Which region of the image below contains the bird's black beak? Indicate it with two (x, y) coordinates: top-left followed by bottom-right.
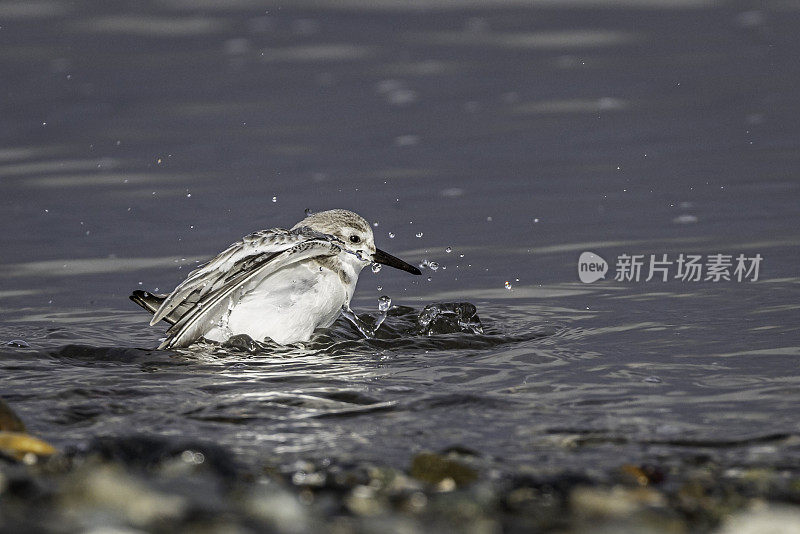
(373, 248), (422, 275)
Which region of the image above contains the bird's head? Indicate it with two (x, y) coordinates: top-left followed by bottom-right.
(293, 209), (421, 275)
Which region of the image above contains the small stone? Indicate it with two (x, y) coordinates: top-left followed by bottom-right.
(409, 452), (478, 487)
(570, 486), (664, 518)
(0, 431), (57, 462)
(62, 464), (187, 527)
(718, 504), (800, 534)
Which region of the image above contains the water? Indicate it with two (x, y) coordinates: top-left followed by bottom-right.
(1, 0), (800, 530)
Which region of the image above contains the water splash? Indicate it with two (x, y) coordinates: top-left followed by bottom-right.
(417, 304), (440, 330)
(342, 296), (393, 339)
(216, 299), (236, 339)
(417, 303), (484, 335)
(340, 304), (376, 339)
(373, 296), (392, 333)
(378, 295), (392, 312)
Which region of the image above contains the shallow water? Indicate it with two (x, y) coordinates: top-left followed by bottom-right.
(1, 0), (800, 529)
(3, 284), (799, 478)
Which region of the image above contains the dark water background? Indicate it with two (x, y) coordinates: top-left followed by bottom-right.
(1, 0), (799, 525)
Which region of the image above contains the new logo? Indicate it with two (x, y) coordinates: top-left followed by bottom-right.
(578, 252), (608, 283)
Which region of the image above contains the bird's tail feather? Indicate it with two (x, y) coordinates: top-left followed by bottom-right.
(130, 290), (185, 325)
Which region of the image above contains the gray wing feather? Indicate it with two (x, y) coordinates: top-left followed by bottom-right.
(151, 226), (331, 326)
(157, 236), (341, 349)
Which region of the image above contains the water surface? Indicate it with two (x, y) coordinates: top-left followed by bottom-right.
(1, 0), (799, 530)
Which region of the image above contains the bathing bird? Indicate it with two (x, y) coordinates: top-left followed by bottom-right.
(131, 209), (421, 349)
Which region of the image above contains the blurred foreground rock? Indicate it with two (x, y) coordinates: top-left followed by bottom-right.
(0, 399), (57, 464)
(1, 432), (799, 533)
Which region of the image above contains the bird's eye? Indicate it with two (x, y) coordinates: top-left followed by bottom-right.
(349, 235), (361, 244)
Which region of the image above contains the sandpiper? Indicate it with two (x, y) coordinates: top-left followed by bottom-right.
(131, 209), (421, 349)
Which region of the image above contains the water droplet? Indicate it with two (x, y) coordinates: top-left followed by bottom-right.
(486, 216), (493, 222)
(415, 232), (423, 238)
(445, 246), (452, 253)
(373, 221), (379, 227)
(533, 218), (540, 223)
(304, 208), (313, 216)
(504, 281), (513, 290)
(429, 261), (439, 271)
(272, 196), (277, 202)
(186, 193), (192, 198)
(426, 276), (432, 282)
(371, 263), (382, 273)
(377, 285), (382, 291)
(417, 305), (440, 328)
(388, 232), (395, 239)
(378, 295), (392, 312)
(459, 254), (465, 258)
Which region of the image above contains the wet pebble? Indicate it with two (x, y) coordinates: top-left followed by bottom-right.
(0, 432), (57, 462)
(60, 463), (188, 528)
(409, 452), (478, 488)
